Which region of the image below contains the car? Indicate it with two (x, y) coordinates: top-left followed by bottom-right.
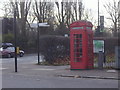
(0, 43), (24, 58)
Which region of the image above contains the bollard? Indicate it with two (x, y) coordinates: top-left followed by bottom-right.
(98, 51), (104, 69)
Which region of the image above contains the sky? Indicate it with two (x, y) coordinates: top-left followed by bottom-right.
(0, 0), (119, 27)
(83, 0), (109, 27)
(83, 0), (119, 27)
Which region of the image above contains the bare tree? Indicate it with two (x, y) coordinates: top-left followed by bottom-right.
(0, 2), (13, 17)
(55, 2), (66, 27)
(104, 0), (119, 36)
(64, 2), (73, 27)
(82, 9), (94, 21)
(72, 1), (84, 21)
(32, 0), (55, 35)
(33, 0), (54, 23)
(78, 1), (83, 20)
(8, 0), (32, 49)
(73, 2), (78, 20)
(55, 1), (83, 28)
(10, 0), (32, 37)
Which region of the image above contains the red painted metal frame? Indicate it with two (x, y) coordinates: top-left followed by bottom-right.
(70, 20), (94, 69)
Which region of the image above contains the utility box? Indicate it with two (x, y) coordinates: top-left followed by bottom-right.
(70, 20), (94, 70)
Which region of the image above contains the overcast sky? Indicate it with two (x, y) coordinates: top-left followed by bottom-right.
(83, 0), (119, 27)
(0, 0), (119, 27)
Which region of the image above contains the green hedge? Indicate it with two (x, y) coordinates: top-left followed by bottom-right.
(39, 35), (70, 64)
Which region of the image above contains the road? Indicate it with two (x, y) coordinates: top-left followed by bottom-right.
(0, 54), (119, 88)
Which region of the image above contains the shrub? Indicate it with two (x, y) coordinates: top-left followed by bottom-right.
(39, 35), (70, 64)
(105, 37), (119, 54)
(2, 33), (14, 43)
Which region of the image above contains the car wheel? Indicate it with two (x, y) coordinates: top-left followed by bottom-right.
(19, 52), (24, 57)
(7, 53), (11, 58)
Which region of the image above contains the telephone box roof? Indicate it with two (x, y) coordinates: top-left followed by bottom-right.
(70, 20), (93, 27)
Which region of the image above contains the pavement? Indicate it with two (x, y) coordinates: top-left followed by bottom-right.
(1, 56), (119, 88)
(2, 62), (119, 80)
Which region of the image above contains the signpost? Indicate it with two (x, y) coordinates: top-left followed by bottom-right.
(93, 40), (105, 69)
(30, 22), (50, 64)
(100, 16), (104, 33)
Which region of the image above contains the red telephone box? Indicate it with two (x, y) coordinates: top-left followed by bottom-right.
(70, 20), (94, 70)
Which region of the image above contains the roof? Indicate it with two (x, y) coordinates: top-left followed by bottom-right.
(70, 20), (93, 27)
(1, 43), (13, 47)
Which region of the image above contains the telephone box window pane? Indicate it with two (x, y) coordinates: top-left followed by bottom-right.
(80, 48), (82, 56)
(74, 58), (80, 62)
(80, 48), (82, 53)
(74, 49), (80, 53)
(75, 35), (79, 38)
(76, 59), (80, 62)
(80, 40), (82, 42)
(80, 43), (82, 47)
(74, 34), (76, 38)
(79, 43), (82, 47)
(75, 53), (79, 57)
(74, 34), (82, 38)
(73, 34), (83, 62)
(74, 49), (77, 52)
(76, 49), (79, 52)
(79, 34), (82, 38)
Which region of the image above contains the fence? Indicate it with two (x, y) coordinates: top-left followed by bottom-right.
(93, 37), (119, 69)
(37, 36), (119, 69)
(94, 53), (116, 69)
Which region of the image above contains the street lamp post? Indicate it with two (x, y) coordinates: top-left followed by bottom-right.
(98, 0), (100, 26)
(37, 24), (40, 64)
(13, 8), (17, 72)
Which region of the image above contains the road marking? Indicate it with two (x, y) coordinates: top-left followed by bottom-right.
(0, 68), (7, 70)
(106, 70), (117, 73)
(32, 68), (55, 71)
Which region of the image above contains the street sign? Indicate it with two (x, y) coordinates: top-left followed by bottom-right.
(38, 23), (47, 25)
(30, 23), (50, 28)
(30, 23), (38, 28)
(100, 16), (104, 32)
(39, 24), (50, 27)
(39, 23), (50, 27)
